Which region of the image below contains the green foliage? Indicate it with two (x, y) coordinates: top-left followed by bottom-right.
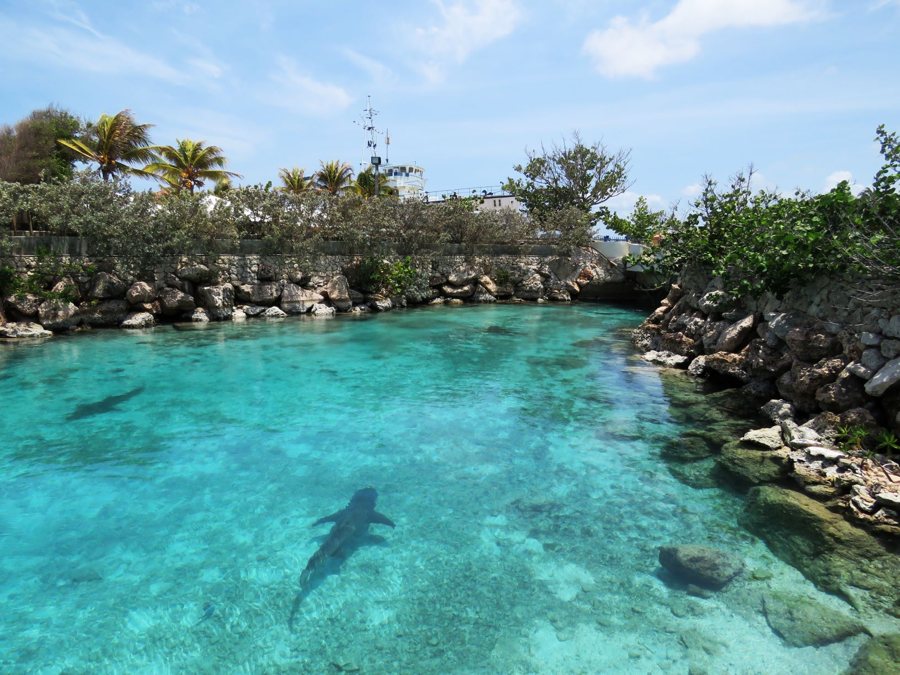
(58, 110), (157, 181)
(146, 139), (241, 193)
(608, 196), (674, 244)
(0, 106), (83, 184)
(10, 246), (89, 301)
(504, 132), (631, 227)
(837, 425), (869, 454)
(876, 430), (899, 456)
(353, 256), (421, 296)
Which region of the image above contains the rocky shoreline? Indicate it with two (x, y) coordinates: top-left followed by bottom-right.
(0, 249), (638, 339)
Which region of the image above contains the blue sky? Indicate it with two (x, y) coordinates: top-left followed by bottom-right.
(1, 0), (898, 214)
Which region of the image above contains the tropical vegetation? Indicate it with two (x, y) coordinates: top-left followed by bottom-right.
(314, 160), (354, 195)
(145, 139), (240, 194)
(57, 109), (156, 181)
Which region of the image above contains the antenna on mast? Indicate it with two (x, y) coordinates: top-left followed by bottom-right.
(354, 95), (383, 195)
(385, 128), (391, 165)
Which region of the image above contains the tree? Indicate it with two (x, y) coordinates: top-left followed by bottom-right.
(57, 109), (156, 181)
(314, 160), (354, 195)
(353, 167), (395, 199)
(0, 106), (83, 183)
(146, 139), (241, 193)
(504, 132), (631, 227)
(279, 167), (310, 194)
(608, 196), (674, 244)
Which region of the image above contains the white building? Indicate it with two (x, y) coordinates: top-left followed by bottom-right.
(382, 163), (425, 201)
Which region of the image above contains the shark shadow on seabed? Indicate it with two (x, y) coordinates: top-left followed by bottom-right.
(65, 385), (146, 421)
(288, 487), (395, 630)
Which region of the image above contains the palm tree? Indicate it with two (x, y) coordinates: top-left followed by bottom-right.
(353, 167), (395, 199)
(146, 139), (241, 193)
(57, 109), (156, 181)
(314, 160), (354, 195)
(279, 167), (310, 194)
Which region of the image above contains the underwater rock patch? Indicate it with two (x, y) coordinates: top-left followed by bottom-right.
(717, 440), (790, 487)
(847, 633), (900, 674)
(658, 544), (744, 590)
(761, 592), (867, 647)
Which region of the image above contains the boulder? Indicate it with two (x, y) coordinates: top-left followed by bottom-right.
(323, 275), (352, 311)
(762, 592), (867, 647)
(740, 426), (784, 450)
(778, 357), (848, 412)
(740, 486), (900, 613)
(849, 634), (900, 675)
(884, 315), (900, 339)
(197, 284), (234, 320)
(515, 273), (544, 300)
(159, 287), (196, 316)
(37, 299), (80, 331)
(191, 307), (210, 322)
(698, 289), (732, 314)
(761, 399), (795, 423)
(121, 311), (156, 329)
(80, 299), (130, 327)
(349, 289), (366, 305)
(6, 293), (41, 317)
(232, 308), (247, 321)
(744, 340), (792, 377)
(310, 302), (336, 318)
(471, 286), (497, 303)
(243, 305), (267, 317)
(784, 322), (841, 362)
(447, 267), (479, 286)
(280, 284), (322, 314)
(815, 369), (869, 412)
(234, 282), (282, 306)
(882, 339), (900, 360)
(50, 277), (79, 301)
(441, 282), (476, 299)
(688, 352), (750, 383)
(714, 314), (756, 352)
(126, 281), (156, 305)
(864, 357), (900, 397)
(0, 321), (53, 338)
(176, 264), (213, 284)
(701, 319), (730, 351)
(658, 544), (744, 590)
(717, 440), (790, 486)
(861, 348), (887, 373)
(89, 272), (126, 300)
(478, 275), (500, 296)
(642, 350), (689, 368)
(370, 296), (393, 312)
(262, 306), (287, 318)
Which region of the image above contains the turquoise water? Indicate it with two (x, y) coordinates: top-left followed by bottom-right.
(0, 305), (866, 673)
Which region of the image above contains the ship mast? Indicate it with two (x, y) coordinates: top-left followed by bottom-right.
(357, 95), (382, 196)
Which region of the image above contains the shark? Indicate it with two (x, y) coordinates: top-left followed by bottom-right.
(65, 385), (145, 421)
(288, 487), (395, 628)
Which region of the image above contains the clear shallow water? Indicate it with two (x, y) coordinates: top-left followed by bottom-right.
(0, 305), (867, 673)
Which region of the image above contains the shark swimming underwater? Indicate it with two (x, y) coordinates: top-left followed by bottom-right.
(289, 487), (395, 628)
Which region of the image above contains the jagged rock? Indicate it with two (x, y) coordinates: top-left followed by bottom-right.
(698, 289), (732, 314)
(781, 420), (823, 449)
(471, 286), (497, 303)
(191, 307), (210, 322)
(286, 265), (307, 284)
(323, 275), (352, 311)
(860, 332), (882, 347)
(740, 426), (784, 450)
(847, 362), (874, 381)
(310, 302), (336, 317)
(882, 339), (900, 360)
(441, 282), (475, 298)
(126, 281), (156, 305)
(51, 277), (79, 301)
(884, 315), (900, 339)
(176, 264), (213, 284)
(256, 260), (277, 281)
(447, 267), (479, 285)
(234, 282), (282, 306)
(89, 272), (126, 300)
(815, 369), (869, 412)
(714, 314), (756, 352)
(478, 275), (500, 296)
(80, 299), (130, 327)
(701, 319), (730, 350)
(745, 339), (792, 377)
(761, 399), (795, 423)
(349, 289), (365, 305)
(370, 296), (392, 312)
(545, 287), (571, 302)
(280, 284), (322, 314)
(864, 357), (900, 397)
(848, 634), (900, 675)
(515, 273), (544, 300)
(762, 592), (867, 647)
(262, 306), (287, 318)
(197, 284), (234, 320)
(37, 299), (80, 331)
(643, 350), (689, 368)
(778, 356), (848, 412)
(741, 486), (900, 614)
(658, 545), (744, 590)
(718, 440), (790, 486)
(232, 308), (246, 321)
(0, 321), (53, 338)
(242, 305), (267, 317)
(159, 287), (196, 316)
(784, 321), (842, 362)
(688, 352), (749, 383)
(861, 348), (887, 373)
(121, 311), (155, 329)
(5, 293), (41, 317)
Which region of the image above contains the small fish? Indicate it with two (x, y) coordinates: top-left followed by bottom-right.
(194, 601), (215, 625)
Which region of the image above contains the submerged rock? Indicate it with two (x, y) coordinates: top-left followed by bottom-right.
(762, 592), (867, 647)
(717, 440), (790, 486)
(740, 486), (900, 614)
(848, 634), (900, 674)
(658, 544), (744, 590)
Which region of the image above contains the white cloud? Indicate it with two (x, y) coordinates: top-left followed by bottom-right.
(343, 48), (395, 85)
(606, 190), (665, 215)
(823, 170), (865, 194)
(583, 0), (824, 78)
(412, 0), (523, 82)
(268, 58), (354, 116)
(682, 183), (702, 198)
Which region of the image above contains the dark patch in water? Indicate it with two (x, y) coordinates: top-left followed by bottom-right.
(66, 386), (145, 421)
(485, 325), (517, 336)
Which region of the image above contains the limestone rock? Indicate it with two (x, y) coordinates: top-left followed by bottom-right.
(714, 314), (756, 353)
(745, 340), (792, 378)
(515, 273), (544, 300)
(234, 282), (282, 306)
(37, 299), (80, 331)
(197, 284), (234, 320)
(370, 296), (393, 312)
(761, 399), (795, 423)
(349, 289), (365, 305)
(478, 275), (499, 296)
(471, 286), (497, 303)
(323, 275), (352, 311)
(243, 305), (267, 317)
(126, 281), (156, 305)
(864, 357), (900, 397)
(6, 293), (41, 317)
(861, 348), (887, 373)
(159, 287), (196, 316)
(762, 592), (867, 647)
(232, 308), (246, 321)
(698, 290), (732, 314)
(859, 332), (882, 347)
(262, 306), (287, 318)
(815, 369), (869, 412)
(784, 321), (841, 362)
(80, 299), (130, 327)
(310, 302), (336, 317)
(280, 284), (322, 314)
(848, 634), (900, 675)
(191, 307), (210, 322)
(740, 486), (900, 613)
(643, 350), (689, 368)
(545, 286), (571, 302)
(884, 315), (900, 339)
(658, 545), (744, 590)
(447, 267), (479, 286)
(882, 339), (900, 360)
(688, 352), (749, 383)
(701, 320), (730, 351)
(121, 311), (156, 329)
(176, 264), (213, 284)
(89, 272), (126, 300)
(441, 282), (475, 298)
(718, 440), (790, 486)
(0, 321), (53, 338)
(740, 426), (784, 450)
